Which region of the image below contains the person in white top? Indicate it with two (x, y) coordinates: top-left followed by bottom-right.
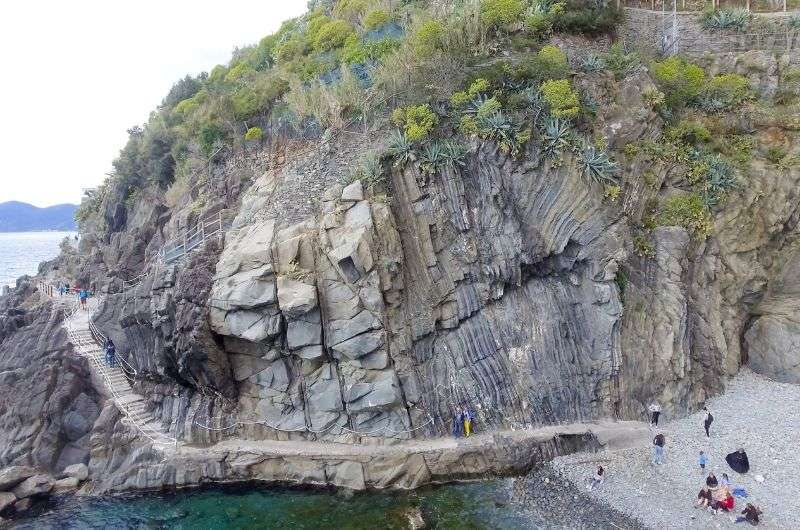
(587, 465), (604, 491)
(648, 401), (662, 427)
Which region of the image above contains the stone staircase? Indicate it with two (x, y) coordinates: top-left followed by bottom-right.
(62, 298), (178, 450)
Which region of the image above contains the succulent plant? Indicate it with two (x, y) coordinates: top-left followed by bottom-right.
(419, 141), (447, 175)
(577, 140), (619, 185)
(387, 129), (415, 167)
(581, 53), (606, 73)
(701, 9), (750, 32)
(542, 117), (572, 157)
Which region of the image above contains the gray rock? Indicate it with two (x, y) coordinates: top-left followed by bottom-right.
(52, 477), (80, 493)
(12, 474), (53, 499)
(332, 331), (384, 360)
(287, 320), (322, 350)
(296, 345), (325, 361)
(347, 377), (402, 413)
(277, 277), (318, 317)
(0, 492), (16, 512)
(62, 463), (88, 481)
(13, 497), (32, 513)
(328, 310), (381, 346)
(0, 466), (36, 491)
(341, 180), (364, 202)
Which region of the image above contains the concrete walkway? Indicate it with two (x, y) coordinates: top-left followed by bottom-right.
(62, 298), (178, 449)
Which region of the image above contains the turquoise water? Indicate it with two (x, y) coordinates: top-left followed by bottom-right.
(10, 482), (536, 529)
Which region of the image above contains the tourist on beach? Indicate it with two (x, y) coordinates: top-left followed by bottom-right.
(710, 484), (734, 514)
(587, 465), (604, 491)
(735, 503), (762, 525)
(726, 448), (750, 474)
(706, 473), (718, 488)
(695, 486), (713, 509)
(648, 401), (661, 427)
(652, 433), (666, 465)
(105, 339), (116, 368)
(720, 473), (731, 487)
(699, 450), (708, 472)
(703, 406), (714, 437)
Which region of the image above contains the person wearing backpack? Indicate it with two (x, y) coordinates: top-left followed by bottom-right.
(652, 433), (666, 465)
(703, 406), (714, 438)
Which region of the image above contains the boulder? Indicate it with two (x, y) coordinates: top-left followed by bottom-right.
(0, 492), (16, 512)
(341, 180), (364, 202)
(346, 377), (402, 413)
(0, 466), (36, 491)
(13, 497), (32, 513)
(62, 463), (89, 481)
(277, 277), (318, 317)
(12, 474), (53, 499)
(52, 477), (80, 493)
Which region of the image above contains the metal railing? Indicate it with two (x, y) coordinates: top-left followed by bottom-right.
(64, 298), (178, 449)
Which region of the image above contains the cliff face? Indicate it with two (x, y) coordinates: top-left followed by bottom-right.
(0, 287), (101, 472)
(2, 46), (799, 489)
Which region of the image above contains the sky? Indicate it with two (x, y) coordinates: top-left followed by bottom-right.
(0, 0), (307, 208)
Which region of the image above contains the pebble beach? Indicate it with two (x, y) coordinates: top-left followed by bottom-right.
(550, 370), (800, 529)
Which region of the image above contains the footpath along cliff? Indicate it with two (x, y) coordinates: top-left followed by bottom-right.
(1, 0), (799, 510)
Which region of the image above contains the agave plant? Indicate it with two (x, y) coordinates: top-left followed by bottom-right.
(541, 117), (572, 158)
(581, 53), (606, 73)
(701, 9), (750, 32)
(441, 140), (469, 169)
(463, 93), (491, 116)
(577, 140), (619, 185)
(701, 155), (737, 207)
(419, 141), (447, 175)
(387, 129), (415, 167)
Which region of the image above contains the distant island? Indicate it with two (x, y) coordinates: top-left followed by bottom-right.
(0, 201), (78, 232)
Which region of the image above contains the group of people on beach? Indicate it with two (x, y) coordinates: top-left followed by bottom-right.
(587, 401), (764, 525)
(647, 401), (763, 525)
(451, 408), (476, 438)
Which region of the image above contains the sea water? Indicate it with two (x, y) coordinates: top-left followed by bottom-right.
(0, 231), (75, 288)
(8, 481), (538, 529)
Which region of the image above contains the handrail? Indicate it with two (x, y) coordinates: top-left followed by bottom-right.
(64, 298), (177, 448)
(87, 311), (138, 378)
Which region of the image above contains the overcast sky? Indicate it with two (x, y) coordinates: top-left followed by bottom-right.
(0, 0), (306, 208)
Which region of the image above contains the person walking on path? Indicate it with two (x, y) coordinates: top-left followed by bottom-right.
(105, 339), (116, 368)
(652, 433), (666, 465)
(699, 450), (708, 472)
(703, 406), (714, 437)
(79, 288), (88, 310)
(648, 401), (662, 427)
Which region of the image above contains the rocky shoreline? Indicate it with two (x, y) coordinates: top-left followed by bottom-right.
(0, 464), (88, 523)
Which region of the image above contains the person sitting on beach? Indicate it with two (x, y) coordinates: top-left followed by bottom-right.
(735, 503), (762, 526)
(726, 448), (750, 474)
(695, 486), (713, 509)
(710, 484), (734, 514)
(587, 465), (604, 491)
(720, 473), (731, 487)
(706, 473), (718, 488)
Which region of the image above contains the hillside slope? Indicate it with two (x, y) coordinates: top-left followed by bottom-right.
(0, 201), (77, 232)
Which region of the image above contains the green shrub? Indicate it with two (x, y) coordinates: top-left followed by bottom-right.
(224, 61), (255, 84)
(666, 120), (711, 145)
(658, 193), (713, 238)
(535, 45), (569, 79)
(274, 34), (309, 64)
(313, 19), (356, 52)
(481, 0), (526, 28)
(363, 9), (391, 30)
(392, 104), (438, 141)
(411, 20), (445, 58)
(476, 97), (502, 118)
(651, 57), (706, 108)
(244, 127), (263, 141)
(540, 79), (580, 118)
(766, 146), (787, 164)
(699, 74), (751, 110)
(604, 43), (640, 80)
(633, 234), (656, 258)
(199, 122), (225, 156)
(525, 12), (552, 35)
(552, 5), (623, 36)
(334, 0), (369, 21)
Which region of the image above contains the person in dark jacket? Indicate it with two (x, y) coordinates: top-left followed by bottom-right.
(735, 503), (762, 525)
(652, 433), (666, 465)
(703, 406), (714, 437)
(726, 448), (750, 474)
(105, 339), (116, 368)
